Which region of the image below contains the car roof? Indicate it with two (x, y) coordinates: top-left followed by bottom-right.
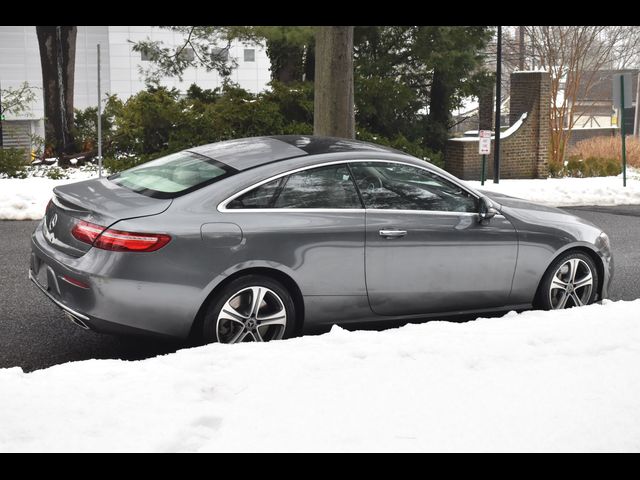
(187, 135), (405, 171)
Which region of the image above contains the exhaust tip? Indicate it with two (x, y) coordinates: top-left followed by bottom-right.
(64, 312), (90, 330)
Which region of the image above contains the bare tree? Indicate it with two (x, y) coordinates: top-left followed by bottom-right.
(313, 26), (355, 138)
(525, 26), (630, 165)
(0, 82), (37, 118)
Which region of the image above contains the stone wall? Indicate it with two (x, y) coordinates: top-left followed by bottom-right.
(445, 71), (550, 180)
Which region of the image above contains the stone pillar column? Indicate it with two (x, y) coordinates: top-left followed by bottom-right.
(510, 71), (550, 178)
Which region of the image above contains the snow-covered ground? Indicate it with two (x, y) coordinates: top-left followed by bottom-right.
(0, 168), (98, 220)
(2, 167), (640, 220)
(2, 300), (639, 452)
(466, 168), (640, 207)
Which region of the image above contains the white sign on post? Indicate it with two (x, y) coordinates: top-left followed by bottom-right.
(478, 130), (491, 155)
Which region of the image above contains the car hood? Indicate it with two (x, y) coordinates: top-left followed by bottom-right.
(479, 190), (602, 231)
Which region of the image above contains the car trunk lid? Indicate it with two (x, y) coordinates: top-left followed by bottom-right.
(43, 178), (172, 257)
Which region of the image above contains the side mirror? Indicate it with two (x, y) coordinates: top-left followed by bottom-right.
(478, 196), (498, 222)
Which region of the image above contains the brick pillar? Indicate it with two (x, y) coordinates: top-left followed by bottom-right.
(445, 71), (550, 180)
(509, 71), (550, 178)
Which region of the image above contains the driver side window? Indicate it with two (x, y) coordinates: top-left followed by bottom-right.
(349, 162), (478, 213)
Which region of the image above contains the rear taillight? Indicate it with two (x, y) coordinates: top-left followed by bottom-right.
(72, 220), (171, 252)
(72, 221), (104, 244)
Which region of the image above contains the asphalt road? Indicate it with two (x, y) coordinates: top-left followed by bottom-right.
(2, 205), (639, 372)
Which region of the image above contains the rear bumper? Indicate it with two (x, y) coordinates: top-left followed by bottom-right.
(30, 221), (197, 339)
(29, 268), (91, 328)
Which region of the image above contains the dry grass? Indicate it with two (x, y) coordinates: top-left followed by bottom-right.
(567, 135), (640, 168)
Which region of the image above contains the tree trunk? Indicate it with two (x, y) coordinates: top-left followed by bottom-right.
(427, 68), (452, 152)
(313, 26), (354, 139)
(36, 26), (77, 166)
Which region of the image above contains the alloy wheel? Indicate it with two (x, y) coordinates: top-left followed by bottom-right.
(216, 286), (287, 343)
(548, 258), (594, 309)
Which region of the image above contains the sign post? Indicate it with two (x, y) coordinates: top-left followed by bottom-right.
(479, 130), (491, 185)
(613, 73), (632, 187)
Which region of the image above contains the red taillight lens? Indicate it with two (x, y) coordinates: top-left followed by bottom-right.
(94, 228), (171, 252)
(72, 220), (171, 252)
(72, 220), (105, 244)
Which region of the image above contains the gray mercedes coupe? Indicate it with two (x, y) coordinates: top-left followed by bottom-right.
(30, 135), (613, 344)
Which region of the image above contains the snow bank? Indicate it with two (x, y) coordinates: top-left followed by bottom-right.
(2, 300), (640, 452)
(0, 170), (97, 220)
(467, 169), (640, 207)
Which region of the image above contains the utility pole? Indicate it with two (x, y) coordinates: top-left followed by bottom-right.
(493, 26), (502, 184)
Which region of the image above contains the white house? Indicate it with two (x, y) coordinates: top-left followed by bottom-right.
(0, 26), (271, 149)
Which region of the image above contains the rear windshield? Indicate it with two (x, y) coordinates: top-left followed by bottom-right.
(109, 151), (237, 199)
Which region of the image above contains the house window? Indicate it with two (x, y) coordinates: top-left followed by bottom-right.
(178, 47), (195, 62)
(243, 48), (255, 62)
(211, 47), (229, 62)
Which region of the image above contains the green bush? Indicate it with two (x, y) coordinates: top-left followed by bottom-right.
(564, 155), (621, 178)
(548, 160), (564, 178)
(74, 81), (451, 173)
(0, 148), (28, 178)
(45, 166), (67, 179)
(103, 155), (147, 174)
(356, 129), (443, 167)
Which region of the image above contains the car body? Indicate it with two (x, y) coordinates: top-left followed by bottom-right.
(30, 135), (614, 341)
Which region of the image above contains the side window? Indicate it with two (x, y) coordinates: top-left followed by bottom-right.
(349, 162), (478, 212)
(226, 164), (362, 209)
(226, 177), (284, 209)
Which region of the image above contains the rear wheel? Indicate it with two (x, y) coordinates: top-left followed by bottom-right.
(202, 275), (296, 344)
(537, 251), (599, 310)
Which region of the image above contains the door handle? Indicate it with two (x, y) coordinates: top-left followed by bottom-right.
(379, 229), (407, 238)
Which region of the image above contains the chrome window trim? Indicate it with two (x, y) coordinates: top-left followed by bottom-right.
(217, 159), (483, 214)
(366, 209), (505, 218)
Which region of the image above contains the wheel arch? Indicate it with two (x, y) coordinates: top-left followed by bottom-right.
(533, 244), (605, 307)
(189, 267), (305, 342)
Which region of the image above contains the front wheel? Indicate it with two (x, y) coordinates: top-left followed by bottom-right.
(537, 252), (599, 310)
(202, 275), (296, 344)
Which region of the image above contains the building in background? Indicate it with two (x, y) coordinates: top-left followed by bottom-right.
(566, 69), (638, 147)
(0, 26), (271, 150)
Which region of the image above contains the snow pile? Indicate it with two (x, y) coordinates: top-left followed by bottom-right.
(2, 300), (640, 452)
(0, 169), (97, 220)
(467, 169), (640, 207)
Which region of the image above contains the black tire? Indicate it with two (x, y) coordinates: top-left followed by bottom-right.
(202, 274), (296, 344)
(536, 251), (599, 310)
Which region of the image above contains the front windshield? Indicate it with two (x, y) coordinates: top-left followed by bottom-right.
(109, 151), (237, 199)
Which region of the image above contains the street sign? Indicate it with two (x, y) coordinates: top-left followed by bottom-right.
(478, 130), (491, 155)
(613, 73), (633, 109)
